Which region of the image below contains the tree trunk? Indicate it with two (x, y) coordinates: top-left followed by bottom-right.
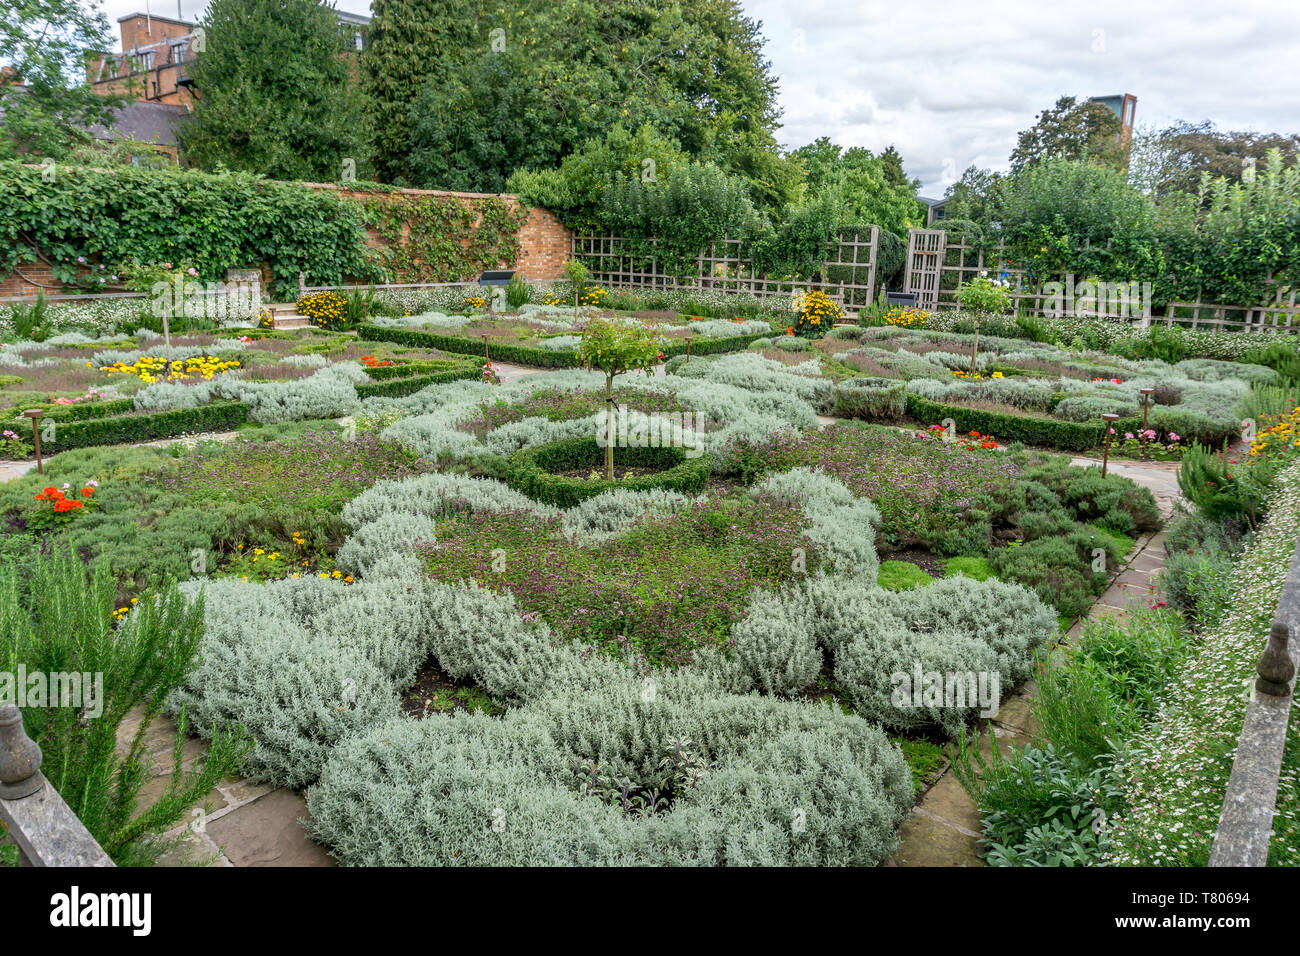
(604, 372), (615, 480)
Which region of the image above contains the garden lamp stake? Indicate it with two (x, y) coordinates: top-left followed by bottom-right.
(1139, 387), (1155, 460)
(1101, 413), (1120, 477)
(23, 409), (43, 474)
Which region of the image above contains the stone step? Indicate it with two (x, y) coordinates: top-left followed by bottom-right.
(272, 315), (310, 330)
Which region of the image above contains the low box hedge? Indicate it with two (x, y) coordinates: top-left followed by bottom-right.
(358, 324), (774, 369)
(834, 378), (906, 422)
(354, 361), (485, 399)
(18, 398), (137, 422)
(358, 325), (581, 368)
(904, 393), (1105, 451)
(42, 402), (250, 452)
(361, 358), (469, 381)
(505, 436), (712, 507)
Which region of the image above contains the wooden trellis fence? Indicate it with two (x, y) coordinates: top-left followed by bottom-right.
(571, 229), (880, 317)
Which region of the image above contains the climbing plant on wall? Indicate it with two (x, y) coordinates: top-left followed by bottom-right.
(357, 193), (530, 283)
(0, 162), (381, 299)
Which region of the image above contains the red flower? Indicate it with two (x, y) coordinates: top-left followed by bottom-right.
(80, 487), (95, 497)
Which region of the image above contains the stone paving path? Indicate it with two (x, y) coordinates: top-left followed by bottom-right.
(889, 456), (1182, 866)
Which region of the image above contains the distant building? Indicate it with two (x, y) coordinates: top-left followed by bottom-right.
(918, 195), (950, 227)
(1088, 93), (1137, 149)
(87, 10), (371, 109)
(85, 100), (191, 162)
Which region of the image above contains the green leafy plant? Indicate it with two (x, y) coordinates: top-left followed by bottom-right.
(0, 547), (249, 865)
(576, 318), (665, 479)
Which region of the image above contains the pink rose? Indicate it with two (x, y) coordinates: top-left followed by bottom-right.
(163, 262), (172, 270)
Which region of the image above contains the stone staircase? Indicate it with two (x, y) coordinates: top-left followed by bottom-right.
(263, 303), (310, 330)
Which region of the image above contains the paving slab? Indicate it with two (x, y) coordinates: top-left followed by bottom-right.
(204, 788), (334, 868)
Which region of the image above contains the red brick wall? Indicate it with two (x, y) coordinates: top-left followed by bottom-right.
(306, 183), (572, 283)
(0, 262), (56, 299)
(516, 206), (571, 282)
(0, 182), (572, 300)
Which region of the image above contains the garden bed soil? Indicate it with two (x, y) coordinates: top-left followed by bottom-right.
(401, 657), (500, 719)
(554, 464), (663, 480)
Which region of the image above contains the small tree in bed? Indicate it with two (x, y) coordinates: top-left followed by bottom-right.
(578, 317), (664, 479)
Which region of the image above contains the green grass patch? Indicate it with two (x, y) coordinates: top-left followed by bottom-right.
(944, 556), (996, 581)
(877, 560), (934, 591)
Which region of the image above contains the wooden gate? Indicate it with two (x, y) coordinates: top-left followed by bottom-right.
(904, 228), (945, 310)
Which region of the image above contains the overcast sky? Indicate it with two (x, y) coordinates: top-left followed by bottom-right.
(91, 0), (1300, 195)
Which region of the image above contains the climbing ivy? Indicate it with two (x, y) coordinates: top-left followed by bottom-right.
(0, 164), (532, 300)
(358, 192), (529, 283)
(0, 162), (381, 299)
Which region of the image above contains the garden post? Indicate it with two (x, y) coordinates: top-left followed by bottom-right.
(22, 410), (43, 474)
(1139, 388), (1154, 459)
(1256, 621), (1295, 697)
(1101, 413), (1120, 477)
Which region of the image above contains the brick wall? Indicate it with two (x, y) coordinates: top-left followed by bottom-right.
(516, 206), (571, 282)
(0, 180), (572, 301)
(306, 182), (572, 283)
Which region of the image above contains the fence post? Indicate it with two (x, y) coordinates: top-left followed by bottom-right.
(0, 704), (114, 867)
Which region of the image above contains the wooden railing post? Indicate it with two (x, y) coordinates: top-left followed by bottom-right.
(0, 704), (114, 867)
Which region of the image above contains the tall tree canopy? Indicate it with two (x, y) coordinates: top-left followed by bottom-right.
(1010, 96), (1125, 172)
(397, 0), (797, 209)
(788, 137), (923, 237)
(0, 0), (121, 159)
(1130, 120), (1300, 199)
(181, 0), (371, 181)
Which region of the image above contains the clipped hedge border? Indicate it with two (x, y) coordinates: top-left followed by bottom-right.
(361, 358), (471, 381)
(505, 436), (712, 507)
(357, 324), (774, 369)
(354, 361), (485, 399)
(19, 398), (136, 422)
(42, 402), (250, 452)
(905, 393), (1105, 451)
(834, 379), (907, 422)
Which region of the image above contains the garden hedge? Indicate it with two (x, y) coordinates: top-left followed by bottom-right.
(905, 394), (1105, 451)
(360, 359), (470, 381)
(23, 398), (136, 422)
(42, 402), (250, 451)
(505, 436), (711, 507)
(357, 324), (774, 369)
(834, 379), (906, 422)
(354, 361), (485, 399)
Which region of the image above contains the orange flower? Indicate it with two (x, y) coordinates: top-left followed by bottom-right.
(80, 487), (95, 497)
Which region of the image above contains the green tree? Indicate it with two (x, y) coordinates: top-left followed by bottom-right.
(788, 137), (922, 237)
(0, 0), (121, 159)
(400, 0), (790, 206)
(180, 0), (371, 180)
(1131, 120), (1300, 199)
(942, 166), (1004, 226)
(1010, 96), (1125, 172)
(578, 317), (664, 479)
(363, 0), (486, 184)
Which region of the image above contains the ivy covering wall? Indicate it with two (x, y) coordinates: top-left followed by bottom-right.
(0, 164), (534, 300)
(355, 190), (529, 283)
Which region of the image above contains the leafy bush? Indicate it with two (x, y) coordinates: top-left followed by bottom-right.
(833, 378), (906, 421)
(505, 437), (711, 507)
(990, 529), (1118, 619)
(1, 548), (248, 865)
